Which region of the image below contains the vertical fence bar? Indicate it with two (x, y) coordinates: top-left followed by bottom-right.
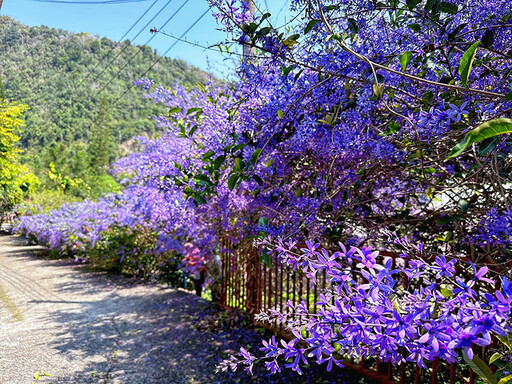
(431, 357), (438, 384)
(469, 369), (476, 384)
(400, 363), (406, 384)
(274, 257), (278, 328)
(286, 267), (290, 315)
(257, 250), (262, 313)
(280, 262), (284, 331)
(263, 260), (267, 310)
(292, 271), (296, 314)
(313, 271), (318, 314)
(268, 264), (272, 311)
(306, 273), (311, 311)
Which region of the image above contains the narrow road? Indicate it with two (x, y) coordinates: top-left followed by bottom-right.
(0, 234), (179, 383)
(0, 234), (368, 384)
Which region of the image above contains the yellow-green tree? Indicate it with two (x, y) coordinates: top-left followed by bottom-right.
(0, 99), (35, 215)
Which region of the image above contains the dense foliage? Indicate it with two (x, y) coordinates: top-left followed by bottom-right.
(14, 0), (512, 381)
(0, 98), (38, 220)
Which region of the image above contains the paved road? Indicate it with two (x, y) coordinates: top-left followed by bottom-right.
(0, 234), (180, 383)
(0, 234), (369, 384)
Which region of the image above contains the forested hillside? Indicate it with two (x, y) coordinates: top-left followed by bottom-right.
(0, 16), (207, 179)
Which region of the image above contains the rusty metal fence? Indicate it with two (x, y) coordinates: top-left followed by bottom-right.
(219, 238), (494, 384)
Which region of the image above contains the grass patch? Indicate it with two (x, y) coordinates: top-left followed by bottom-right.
(0, 281), (23, 321)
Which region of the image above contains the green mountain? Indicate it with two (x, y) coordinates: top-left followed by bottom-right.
(0, 15), (208, 159)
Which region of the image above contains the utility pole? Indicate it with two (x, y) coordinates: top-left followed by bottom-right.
(242, 0), (256, 62)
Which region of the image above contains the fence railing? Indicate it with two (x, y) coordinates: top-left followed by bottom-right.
(219, 238), (493, 384)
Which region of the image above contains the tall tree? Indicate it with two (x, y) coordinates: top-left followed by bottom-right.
(89, 95), (110, 174)
(0, 99), (29, 215)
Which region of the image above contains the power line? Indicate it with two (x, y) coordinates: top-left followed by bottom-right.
(82, 0), (176, 94)
(156, 29), (245, 58)
(112, 7), (210, 106)
(29, 0), (151, 4)
(74, 0), (159, 93)
(96, 0), (190, 95)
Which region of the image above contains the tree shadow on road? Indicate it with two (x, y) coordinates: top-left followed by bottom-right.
(4, 236), (374, 384)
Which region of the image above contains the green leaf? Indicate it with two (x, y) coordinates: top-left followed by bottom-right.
(264, 157), (275, 168)
(440, 288), (452, 298)
(447, 118), (512, 159)
(425, 0), (439, 12)
(202, 150), (215, 161)
(231, 143), (247, 153)
(213, 155), (225, 170)
(304, 19), (320, 34)
(448, 23), (468, 40)
(227, 174), (238, 191)
(260, 12), (271, 22)
(253, 174), (263, 186)
(373, 83), (384, 98)
(489, 352), (502, 365)
(196, 82), (206, 92)
(168, 107), (181, 114)
(256, 26), (273, 37)
(250, 148), (262, 164)
(505, 92), (512, 101)
(283, 34), (300, 46)
(347, 18), (359, 33)
(277, 110), (284, 119)
(458, 199), (469, 213)
(188, 125), (198, 137)
(194, 174), (212, 186)
(234, 158), (244, 172)
(258, 217), (269, 227)
(193, 194), (207, 205)
(398, 51), (412, 73)
(438, 215), (462, 224)
(260, 248), (272, 267)
(478, 137), (499, 157)
(186, 107), (203, 116)
(496, 334), (512, 350)
(499, 375), (512, 384)
(440, 2), (458, 14)
(408, 23), (421, 33)
(384, 121), (401, 135)
(406, 0), (421, 10)
(462, 349), (498, 384)
(458, 41), (480, 87)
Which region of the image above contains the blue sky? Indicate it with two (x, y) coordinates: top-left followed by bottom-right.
(1, 0), (291, 78)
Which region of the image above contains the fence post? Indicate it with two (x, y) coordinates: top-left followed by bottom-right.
(246, 246), (258, 317)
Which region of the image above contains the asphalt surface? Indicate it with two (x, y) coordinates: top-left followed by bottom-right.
(0, 234), (370, 384)
(0, 234), (174, 383)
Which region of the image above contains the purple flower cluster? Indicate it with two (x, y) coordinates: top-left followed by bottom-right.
(220, 239), (511, 375)
(467, 207), (512, 248)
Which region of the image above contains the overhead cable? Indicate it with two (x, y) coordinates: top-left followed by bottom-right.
(112, 7), (210, 106)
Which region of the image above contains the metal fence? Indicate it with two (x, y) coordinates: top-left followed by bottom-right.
(219, 238), (493, 384)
